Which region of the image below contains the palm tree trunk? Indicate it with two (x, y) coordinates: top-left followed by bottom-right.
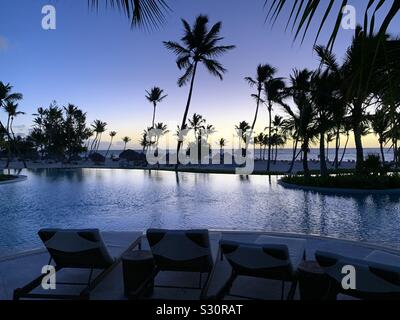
(5, 116), (11, 168)
(105, 138), (114, 159)
(89, 135), (98, 155)
(251, 87), (262, 131)
(274, 144), (278, 164)
(267, 105), (272, 172)
(152, 102), (157, 128)
(334, 127), (341, 170)
(353, 105), (364, 172)
(288, 136), (299, 174)
(380, 141), (386, 164)
(176, 62), (198, 170)
(320, 132), (328, 177)
(339, 134), (350, 166)
(303, 139), (310, 177)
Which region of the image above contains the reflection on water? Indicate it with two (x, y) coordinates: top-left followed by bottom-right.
(0, 168), (400, 256)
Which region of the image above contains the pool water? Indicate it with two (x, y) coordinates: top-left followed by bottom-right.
(1, 168), (400, 256)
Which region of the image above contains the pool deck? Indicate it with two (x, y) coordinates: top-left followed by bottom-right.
(1, 231), (399, 300)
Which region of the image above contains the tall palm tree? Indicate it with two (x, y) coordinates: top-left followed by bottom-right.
(283, 69), (317, 177)
(122, 136), (131, 151)
(263, 75), (286, 171)
(164, 15), (235, 166)
(90, 120), (107, 154)
(245, 64), (276, 131)
(105, 131), (117, 159)
(145, 87), (167, 128)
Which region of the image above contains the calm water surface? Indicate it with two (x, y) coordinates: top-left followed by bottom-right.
(1, 168), (400, 256)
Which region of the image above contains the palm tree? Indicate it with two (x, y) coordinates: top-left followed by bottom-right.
(164, 15), (235, 166)
(218, 138), (226, 157)
(326, 132), (335, 163)
(263, 75), (286, 171)
(371, 108), (390, 163)
(272, 115), (286, 164)
(146, 87), (167, 128)
(89, 0), (171, 29)
(264, 1), (399, 50)
(122, 136), (131, 151)
(105, 131), (117, 159)
(235, 121), (251, 151)
(245, 65), (276, 150)
(188, 113), (206, 141)
(283, 69), (317, 177)
(0, 83), (25, 168)
(90, 120), (107, 154)
(153, 122), (169, 148)
(254, 133), (265, 160)
(3, 101), (26, 168)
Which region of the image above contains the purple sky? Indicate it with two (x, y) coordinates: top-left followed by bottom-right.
(0, 0), (399, 149)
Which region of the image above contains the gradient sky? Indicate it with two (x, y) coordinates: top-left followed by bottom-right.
(1, 0), (399, 149)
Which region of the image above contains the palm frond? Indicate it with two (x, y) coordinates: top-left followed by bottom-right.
(89, 0), (171, 30)
(264, 0), (400, 49)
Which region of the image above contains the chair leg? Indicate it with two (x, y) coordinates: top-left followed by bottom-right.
(287, 280), (297, 300)
(214, 271), (237, 300)
(281, 280), (285, 300)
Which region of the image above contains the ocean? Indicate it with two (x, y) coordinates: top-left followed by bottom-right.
(97, 148), (393, 162)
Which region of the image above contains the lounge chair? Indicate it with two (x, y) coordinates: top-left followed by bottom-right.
(316, 250), (400, 300)
(134, 229), (214, 299)
(216, 238), (306, 300)
(13, 229), (141, 300)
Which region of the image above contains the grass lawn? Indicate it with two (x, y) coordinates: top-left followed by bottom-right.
(281, 174), (400, 190)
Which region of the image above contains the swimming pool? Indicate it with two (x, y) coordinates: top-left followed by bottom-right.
(1, 168), (400, 256)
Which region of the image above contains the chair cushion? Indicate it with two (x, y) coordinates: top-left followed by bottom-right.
(39, 229), (115, 269)
(220, 240), (294, 279)
(146, 229), (213, 272)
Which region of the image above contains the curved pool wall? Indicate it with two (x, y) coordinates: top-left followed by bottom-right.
(1, 168), (400, 256)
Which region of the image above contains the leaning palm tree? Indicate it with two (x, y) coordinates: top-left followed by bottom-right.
(122, 136), (131, 151)
(146, 87), (167, 128)
(245, 64), (276, 135)
(105, 131), (117, 159)
(163, 15), (235, 166)
(90, 120), (107, 154)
